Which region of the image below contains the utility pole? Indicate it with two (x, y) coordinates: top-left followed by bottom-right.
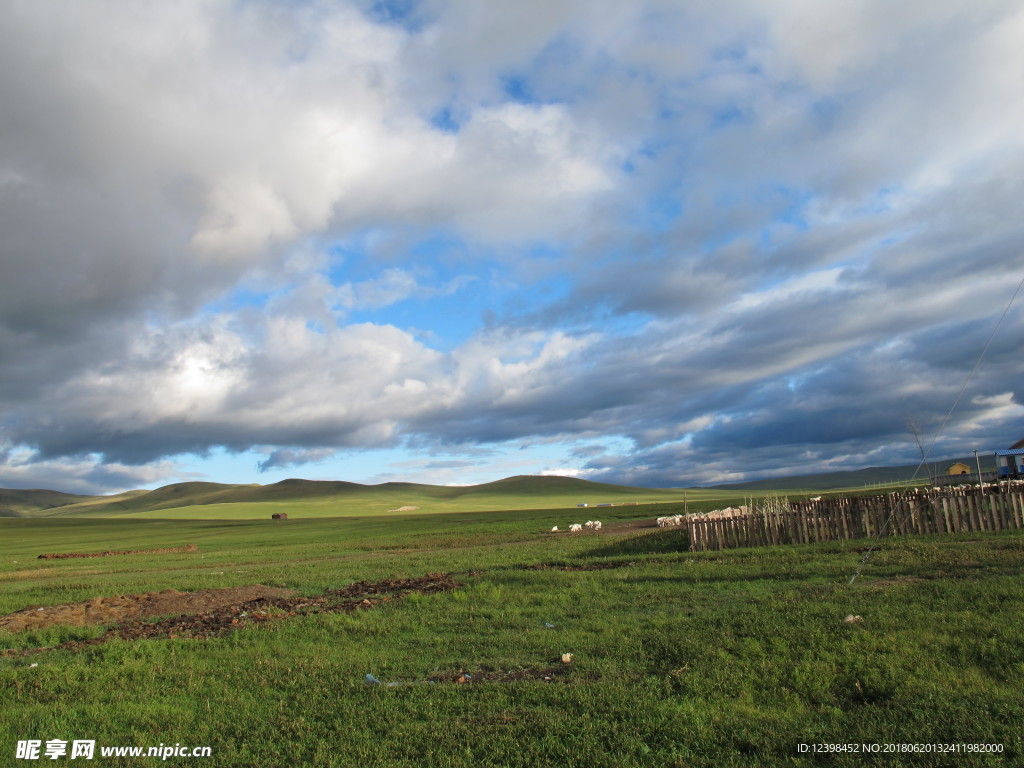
(974, 449), (984, 494)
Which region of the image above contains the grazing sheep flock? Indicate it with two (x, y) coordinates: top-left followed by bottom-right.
(552, 520), (602, 533)
(658, 506), (750, 527)
(549, 480), (1024, 535)
(935, 479), (1024, 492)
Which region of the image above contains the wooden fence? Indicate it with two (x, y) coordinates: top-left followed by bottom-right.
(684, 487), (1024, 552)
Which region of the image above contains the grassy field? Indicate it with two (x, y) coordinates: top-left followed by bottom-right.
(2, 499), (1022, 767)
(9, 476), (795, 520)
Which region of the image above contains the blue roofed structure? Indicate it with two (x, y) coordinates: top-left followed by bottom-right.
(995, 438), (1024, 477)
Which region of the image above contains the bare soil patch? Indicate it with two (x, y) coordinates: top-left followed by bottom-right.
(432, 666), (572, 684)
(38, 544), (198, 560)
(0, 585), (296, 633)
(523, 561), (639, 572)
(1, 573), (461, 656)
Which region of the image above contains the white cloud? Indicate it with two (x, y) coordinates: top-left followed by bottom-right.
(0, 448), (188, 496)
(3, 1), (1024, 492)
(538, 467), (600, 478)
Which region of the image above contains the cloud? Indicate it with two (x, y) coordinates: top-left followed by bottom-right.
(257, 447), (339, 473)
(0, 448), (188, 496)
(0, 0), (614, 389)
(3, 1), (1024, 493)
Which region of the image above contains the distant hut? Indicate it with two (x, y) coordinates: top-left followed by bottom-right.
(272, 513), (288, 520)
(996, 438), (1024, 478)
(946, 462), (971, 476)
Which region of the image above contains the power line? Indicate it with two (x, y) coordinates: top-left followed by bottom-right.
(913, 272), (1024, 480)
(848, 273), (1024, 586)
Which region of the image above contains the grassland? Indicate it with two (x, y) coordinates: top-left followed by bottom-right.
(15, 475), (782, 520)
(2, 497), (1022, 767)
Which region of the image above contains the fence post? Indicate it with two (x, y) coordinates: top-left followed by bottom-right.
(969, 494), (983, 532)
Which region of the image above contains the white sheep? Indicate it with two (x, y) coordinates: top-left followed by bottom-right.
(551, 526), (559, 532)
(585, 520), (602, 530)
(569, 523), (583, 533)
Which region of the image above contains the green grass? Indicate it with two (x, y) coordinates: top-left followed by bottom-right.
(30, 475), (785, 520)
(2, 506), (1022, 767)
(0, 488), (102, 517)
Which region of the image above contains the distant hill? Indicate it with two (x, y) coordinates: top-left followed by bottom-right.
(446, 475), (659, 498)
(7, 458), (1004, 519)
(0, 488), (101, 517)
(21, 474), (686, 518)
(709, 456), (997, 491)
(2, 488), (150, 517)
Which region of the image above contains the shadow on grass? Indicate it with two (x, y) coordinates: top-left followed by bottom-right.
(584, 528), (691, 558)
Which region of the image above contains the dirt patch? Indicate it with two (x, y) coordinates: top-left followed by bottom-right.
(2, 568), (104, 582)
(38, 545), (198, 560)
(0, 585), (296, 633)
(431, 666), (571, 684)
(522, 561), (639, 572)
(0, 573), (461, 656)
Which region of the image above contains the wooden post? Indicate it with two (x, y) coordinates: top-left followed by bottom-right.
(928, 496), (937, 534)
(985, 495), (999, 531)
(969, 494), (984, 532)
(976, 493), (988, 532)
(997, 494), (1009, 531)
(990, 495), (1002, 531)
(918, 499), (930, 534)
(875, 503), (887, 540)
(962, 494), (974, 532)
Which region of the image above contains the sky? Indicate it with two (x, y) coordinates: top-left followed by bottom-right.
(2, 0), (1023, 495)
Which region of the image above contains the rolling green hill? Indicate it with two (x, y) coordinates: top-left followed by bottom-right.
(12, 454), (1003, 520)
(1, 488), (151, 517)
(0, 488), (101, 517)
(28, 475), (696, 520)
